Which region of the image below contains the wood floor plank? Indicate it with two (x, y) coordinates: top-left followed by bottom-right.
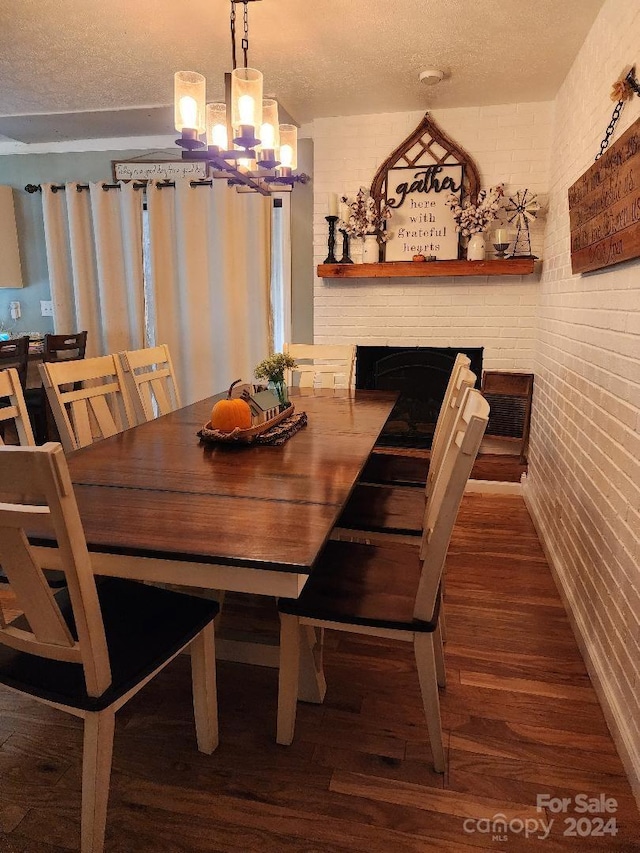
(458, 671), (600, 702)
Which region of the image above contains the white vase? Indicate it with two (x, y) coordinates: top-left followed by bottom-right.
(362, 234), (379, 263)
(466, 232), (486, 261)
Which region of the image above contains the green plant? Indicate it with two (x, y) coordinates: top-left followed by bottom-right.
(254, 352), (297, 383)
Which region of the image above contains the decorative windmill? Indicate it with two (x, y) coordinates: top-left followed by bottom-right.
(504, 189), (540, 257)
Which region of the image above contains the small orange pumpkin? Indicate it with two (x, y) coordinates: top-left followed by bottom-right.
(210, 379), (252, 432)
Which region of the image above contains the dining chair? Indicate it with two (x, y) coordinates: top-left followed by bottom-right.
(0, 369), (69, 589)
(0, 443), (219, 853)
(284, 343), (357, 390)
(335, 358), (476, 541)
(39, 354), (135, 452)
(276, 387), (489, 772)
(119, 344), (182, 424)
(0, 335), (29, 390)
(26, 331), (89, 444)
(0, 367), (35, 447)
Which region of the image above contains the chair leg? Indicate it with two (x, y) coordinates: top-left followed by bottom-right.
(433, 620), (446, 688)
(414, 633), (446, 774)
(190, 621), (219, 754)
(297, 624), (327, 704)
(439, 580), (447, 644)
(277, 612), (301, 745)
(82, 709), (115, 853)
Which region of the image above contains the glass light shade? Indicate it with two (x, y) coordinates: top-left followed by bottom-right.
(278, 124), (298, 169)
(231, 67), (263, 132)
(174, 71), (206, 133)
(206, 102), (228, 149)
(259, 99), (280, 150)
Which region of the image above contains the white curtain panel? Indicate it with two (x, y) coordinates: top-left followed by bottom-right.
(41, 182), (145, 357)
(146, 179), (272, 406)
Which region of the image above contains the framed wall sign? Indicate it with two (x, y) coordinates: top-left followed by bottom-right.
(568, 115), (640, 274)
(371, 113), (480, 261)
(112, 160), (208, 181)
(384, 164), (464, 261)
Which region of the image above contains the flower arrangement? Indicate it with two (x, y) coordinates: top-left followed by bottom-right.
(339, 188), (392, 241)
(255, 351), (297, 407)
(255, 351), (297, 384)
(444, 184), (504, 236)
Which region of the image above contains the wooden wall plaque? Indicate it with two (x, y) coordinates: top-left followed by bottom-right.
(568, 116), (640, 274)
(370, 113), (480, 261)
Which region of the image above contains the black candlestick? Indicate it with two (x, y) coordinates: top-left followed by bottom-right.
(324, 215), (339, 263)
(338, 229), (353, 263)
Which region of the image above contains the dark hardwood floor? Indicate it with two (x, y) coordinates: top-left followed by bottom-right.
(1, 493), (639, 852)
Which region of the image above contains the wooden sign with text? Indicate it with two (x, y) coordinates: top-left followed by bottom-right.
(568, 116), (640, 274)
(370, 113), (480, 262)
(384, 165), (463, 261)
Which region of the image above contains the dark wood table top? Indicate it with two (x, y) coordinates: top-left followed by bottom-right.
(54, 389), (397, 573)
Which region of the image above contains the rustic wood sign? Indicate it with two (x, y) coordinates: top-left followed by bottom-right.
(568, 116), (640, 274)
(370, 113), (480, 261)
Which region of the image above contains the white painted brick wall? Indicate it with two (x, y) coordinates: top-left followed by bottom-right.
(310, 102), (553, 370)
(524, 0), (640, 801)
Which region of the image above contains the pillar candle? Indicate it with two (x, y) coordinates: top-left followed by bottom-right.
(494, 228), (509, 244)
(328, 193), (339, 217)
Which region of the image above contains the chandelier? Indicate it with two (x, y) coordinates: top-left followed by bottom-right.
(174, 0), (308, 195)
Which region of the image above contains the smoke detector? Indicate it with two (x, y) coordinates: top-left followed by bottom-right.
(419, 68), (445, 86)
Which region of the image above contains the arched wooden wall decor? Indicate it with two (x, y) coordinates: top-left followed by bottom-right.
(370, 112), (480, 261)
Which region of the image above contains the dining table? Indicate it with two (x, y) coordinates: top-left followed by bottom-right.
(31, 387), (398, 702)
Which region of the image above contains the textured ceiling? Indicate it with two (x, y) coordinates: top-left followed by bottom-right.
(0, 0), (605, 143)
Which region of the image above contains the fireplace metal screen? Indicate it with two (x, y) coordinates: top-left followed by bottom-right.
(355, 346), (483, 448)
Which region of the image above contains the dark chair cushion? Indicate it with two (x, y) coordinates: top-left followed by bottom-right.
(279, 539), (438, 633)
(337, 483), (424, 537)
(0, 577), (219, 711)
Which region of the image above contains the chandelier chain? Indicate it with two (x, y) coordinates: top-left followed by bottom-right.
(230, 2), (237, 69)
(242, 1), (250, 68)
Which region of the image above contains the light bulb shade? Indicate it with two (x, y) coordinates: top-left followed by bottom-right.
(174, 71), (206, 133)
(278, 124), (298, 169)
(231, 67), (263, 132)
(206, 102), (228, 149)
(259, 99), (280, 150)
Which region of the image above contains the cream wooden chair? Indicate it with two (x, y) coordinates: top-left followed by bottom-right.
(0, 367), (35, 447)
(119, 344), (182, 424)
(284, 343), (356, 390)
(0, 443), (219, 853)
(39, 354), (135, 452)
(336, 356), (476, 541)
(276, 387), (489, 772)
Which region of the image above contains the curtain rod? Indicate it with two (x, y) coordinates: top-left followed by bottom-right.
(24, 180), (215, 194)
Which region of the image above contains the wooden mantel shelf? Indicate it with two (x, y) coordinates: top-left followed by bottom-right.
(318, 258), (536, 278)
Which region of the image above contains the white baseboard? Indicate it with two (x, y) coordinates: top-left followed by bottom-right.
(465, 478), (522, 495)
(523, 481), (640, 810)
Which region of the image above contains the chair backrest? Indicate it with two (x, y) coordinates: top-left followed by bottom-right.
(284, 343), (356, 390)
(427, 359), (476, 495)
(44, 331), (88, 364)
(119, 344), (182, 424)
(414, 387), (489, 622)
(0, 443), (111, 696)
(39, 354), (134, 453)
(0, 368), (35, 446)
(0, 336), (29, 390)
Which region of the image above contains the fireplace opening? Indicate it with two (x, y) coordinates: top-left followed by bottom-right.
(355, 346), (483, 448)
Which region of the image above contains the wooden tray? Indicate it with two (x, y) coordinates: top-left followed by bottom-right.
(199, 403), (295, 444)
